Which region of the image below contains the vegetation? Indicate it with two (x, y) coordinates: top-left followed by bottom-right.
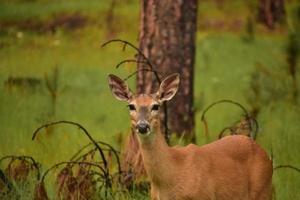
(0, 0), (299, 199)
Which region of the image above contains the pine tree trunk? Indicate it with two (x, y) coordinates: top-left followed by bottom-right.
(257, 0), (286, 29)
(137, 0), (197, 141)
(121, 0), (197, 186)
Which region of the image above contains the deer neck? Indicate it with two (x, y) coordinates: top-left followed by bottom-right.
(136, 121), (175, 186)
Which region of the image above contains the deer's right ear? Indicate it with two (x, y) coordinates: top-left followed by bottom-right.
(108, 74), (133, 102)
(157, 73), (180, 102)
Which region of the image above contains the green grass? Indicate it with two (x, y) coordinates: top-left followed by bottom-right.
(0, 0), (300, 199)
(0, 0), (139, 21)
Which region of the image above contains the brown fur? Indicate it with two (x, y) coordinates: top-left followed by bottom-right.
(140, 130), (272, 200)
(108, 73), (273, 200)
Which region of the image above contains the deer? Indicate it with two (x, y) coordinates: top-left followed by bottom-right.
(108, 73), (273, 200)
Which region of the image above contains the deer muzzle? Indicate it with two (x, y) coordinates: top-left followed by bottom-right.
(136, 120), (150, 135)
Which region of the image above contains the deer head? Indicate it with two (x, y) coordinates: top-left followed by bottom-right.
(108, 73), (180, 136)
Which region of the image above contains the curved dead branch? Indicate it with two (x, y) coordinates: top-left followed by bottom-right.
(101, 39), (161, 84)
(218, 127), (233, 139)
(31, 120), (110, 186)
(69, 141), (121, 180)
(274, 165), (300, 173)
(201, 99), (258, 139)
(115, 59), (149, 69)
(201, 100), (248, 120)
(101, 39), (146, 62)
(40, 161), (106, 184)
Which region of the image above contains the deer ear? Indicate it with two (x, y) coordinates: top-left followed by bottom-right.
(157, 73), (180, 102)
(108, 74), (133, 102)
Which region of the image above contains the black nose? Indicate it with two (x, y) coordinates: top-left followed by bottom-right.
(137, 122), (150, 134)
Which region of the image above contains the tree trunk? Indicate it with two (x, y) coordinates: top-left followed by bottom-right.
(105, 0), (116, 39)
(121, 0), (197, 187)
(257, 0), (286, 29)
(137, 0), (197, 141)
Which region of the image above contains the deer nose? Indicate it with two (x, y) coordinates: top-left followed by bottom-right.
(136, 121), (150, 134)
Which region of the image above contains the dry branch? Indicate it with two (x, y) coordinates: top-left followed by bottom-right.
(201, 99), (258, 139)
(274, 165), (300, 173)
(31, 120), (111, 186)
(40, 161), (105, 183)
(69, 141), (122, 182)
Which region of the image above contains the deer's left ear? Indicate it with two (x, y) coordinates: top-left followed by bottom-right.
(156, 73), (180, 102)
(108, 74), (133, 102)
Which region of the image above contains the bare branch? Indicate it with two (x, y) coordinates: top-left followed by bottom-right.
(274, 165), (300, 173)
(31, 120), (111, 186)
(101, 39), (149, 65)
(40, 161), (106, 184)
(201, 99), (258, 139)
(218, 127), (233, 139)
(101, 39), (161, 84)
(69, 141), (122, 183)
(115, 59), (149, 69)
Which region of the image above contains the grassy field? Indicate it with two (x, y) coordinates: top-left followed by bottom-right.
(0, 0), (299, 199)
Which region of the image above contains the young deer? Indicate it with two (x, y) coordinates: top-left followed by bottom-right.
(108, 73), (272, 200)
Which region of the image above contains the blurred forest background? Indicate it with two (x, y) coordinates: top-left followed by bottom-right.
(0, 0), (299, 199)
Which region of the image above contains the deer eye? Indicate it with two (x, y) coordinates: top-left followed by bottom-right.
(151, 104), (159, 111)
(128, 104), (136, 111)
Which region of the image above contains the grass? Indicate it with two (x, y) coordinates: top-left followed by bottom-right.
(0, 0), (300, 199)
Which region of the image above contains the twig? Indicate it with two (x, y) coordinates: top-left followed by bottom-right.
(218, 127), (232, 139)
(115, 59), (149, 69)
(274, 165), (300, 173)
(101, 39), (161, 84)
(72, 148), (97, 162)
(101, 40), (149, 65)
(202, 118), (209, 138)
(31, 120), (111, 186)
(201, 99), (258, 139)
(69, 141), (121, 182)
(69, 143), (97, 161)
(40, 161), (106, 184)
(201, 100), (248, 121)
